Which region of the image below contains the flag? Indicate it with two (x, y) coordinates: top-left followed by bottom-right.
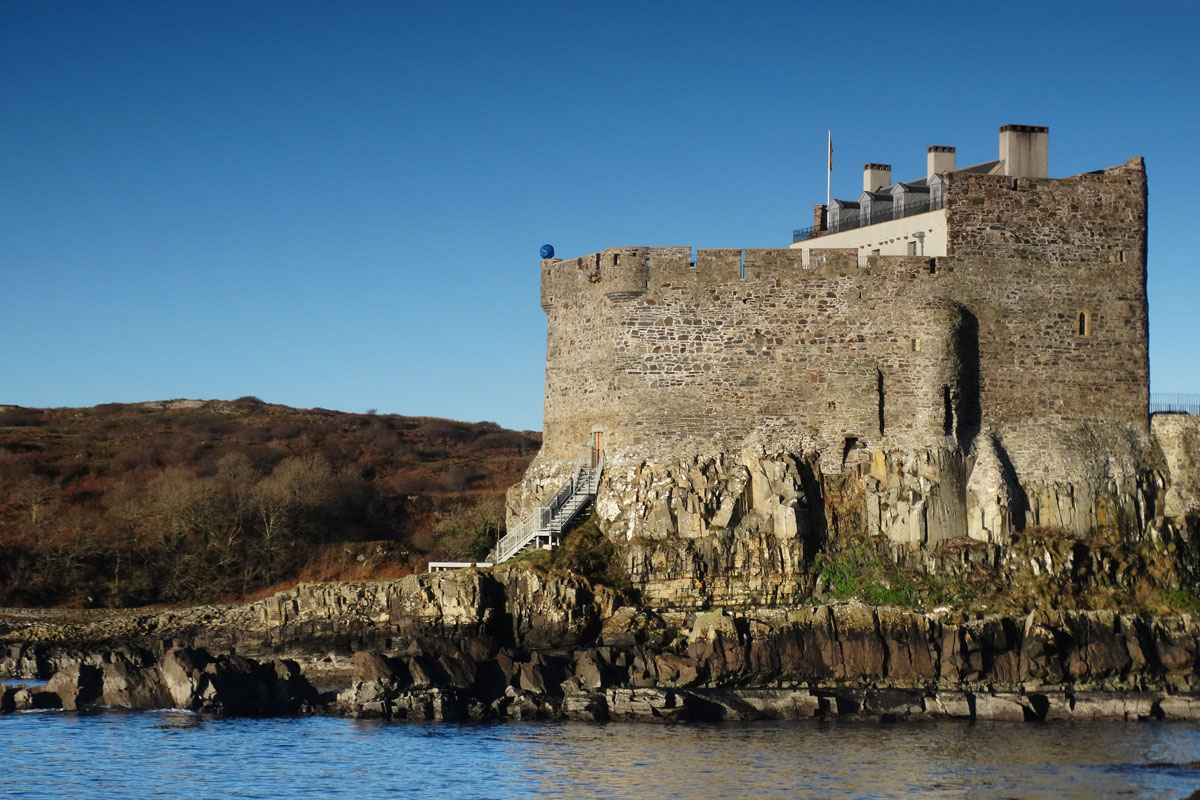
(828, 132), (833, 171)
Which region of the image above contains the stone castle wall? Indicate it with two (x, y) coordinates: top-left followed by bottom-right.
(532, 158), (1148, 476)
(509, 157), (1169, 603)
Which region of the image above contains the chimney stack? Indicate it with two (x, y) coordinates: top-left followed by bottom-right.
(999, 124), (1048, 178)
(863, 163), (892, 193)
(927, 146), (956, 180)
(813, 204), (827, 233)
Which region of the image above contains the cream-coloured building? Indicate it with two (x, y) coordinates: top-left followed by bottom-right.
(791, 125), (1049, 259)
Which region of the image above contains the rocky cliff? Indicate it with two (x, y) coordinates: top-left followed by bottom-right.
(509, 416), (1200, 610)
(5, 565), (1200, 723)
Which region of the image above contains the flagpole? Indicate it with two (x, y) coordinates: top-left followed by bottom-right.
(826, 130), (831, 207)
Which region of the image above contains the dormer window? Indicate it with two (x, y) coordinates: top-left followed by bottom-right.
(891, 182), (932, 219)
(928, 174), (945, 210)
(859, 191), (894, 226)
(829, 199), (861, 233)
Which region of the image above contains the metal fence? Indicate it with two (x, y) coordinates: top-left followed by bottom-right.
(794, 194), (944, 242)
(830, 196), (942, 235)
(1150, 393), (1200, 415)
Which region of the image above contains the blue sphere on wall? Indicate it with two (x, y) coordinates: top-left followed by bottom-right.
(540, 244), (555, 259)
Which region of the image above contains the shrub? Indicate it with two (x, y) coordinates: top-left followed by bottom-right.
(0, 408), (45, 427)
(268, 422), (303, 440)
(439, 463), (484, 492)
(549, 515), (631, 593)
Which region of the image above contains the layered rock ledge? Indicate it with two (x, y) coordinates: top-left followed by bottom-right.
(4, 566), (1200, 723)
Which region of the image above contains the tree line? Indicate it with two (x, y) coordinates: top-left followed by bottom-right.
(0, 400), (537, 607)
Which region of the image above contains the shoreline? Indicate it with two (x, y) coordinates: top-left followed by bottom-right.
(4, 680), (1199, 724)
(3, 568), (1200, 724)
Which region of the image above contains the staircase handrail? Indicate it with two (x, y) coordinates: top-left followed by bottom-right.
(493, 443), (604, 563)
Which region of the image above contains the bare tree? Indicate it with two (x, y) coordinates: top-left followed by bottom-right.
(102, 481), (147, 603)
(251, 455), (334, 580)
(12, 474), (56, 525)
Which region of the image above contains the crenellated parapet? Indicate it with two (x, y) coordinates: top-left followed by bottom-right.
(540, 246), (954, 314)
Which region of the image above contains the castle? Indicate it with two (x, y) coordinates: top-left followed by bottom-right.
(508, 125), (1196, 607)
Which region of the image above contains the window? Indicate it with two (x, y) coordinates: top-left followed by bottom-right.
(871, 249), (880, 256)
(1077, 311), (1091, 337)
(876, 370), (885, 435)
(907, 241), (917, 256)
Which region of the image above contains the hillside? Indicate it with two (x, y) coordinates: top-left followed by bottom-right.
(0, 398), (539, 608)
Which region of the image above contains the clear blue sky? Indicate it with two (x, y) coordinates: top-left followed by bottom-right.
(3, 0), (1197, 431)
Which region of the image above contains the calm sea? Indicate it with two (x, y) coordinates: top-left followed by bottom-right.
(2, 712), (1199, 798)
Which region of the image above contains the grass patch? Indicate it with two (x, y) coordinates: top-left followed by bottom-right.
(813, 544), (972, 610)
(1160, 587), (1200, 615)
(507, 515), (634, 596)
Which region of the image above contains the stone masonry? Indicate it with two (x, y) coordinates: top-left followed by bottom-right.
(510, 153), (1195, 607)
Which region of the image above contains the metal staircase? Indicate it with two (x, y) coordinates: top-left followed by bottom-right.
(493, 445), (604, 563)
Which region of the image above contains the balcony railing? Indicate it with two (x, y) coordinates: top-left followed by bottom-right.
(794, 194), (944, 243)
(1151, 393), (1200, 415)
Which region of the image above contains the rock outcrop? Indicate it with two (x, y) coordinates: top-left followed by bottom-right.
(6, 566), (1200, 722)
(331, 598), (1200, 723)
(1, 647), (318, 715)
(510, 424), (1199, 610)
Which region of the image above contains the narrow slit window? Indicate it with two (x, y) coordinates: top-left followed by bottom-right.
(876, 369), (885, 436)
(1077, 311), (1091, 337)
(943, 386), (954, 436)
(613, 253), (620, 265)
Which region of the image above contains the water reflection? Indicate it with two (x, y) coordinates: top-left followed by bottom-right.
(1, 714), (1199, 799)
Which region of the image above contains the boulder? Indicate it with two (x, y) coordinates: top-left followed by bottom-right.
(5, 685), (62, 711)
(352, 651), (397, 683)
(437, 651), (477, 690)
(605, 687), (682, 721)
(44, 664), (103, 710)
(567, 649), (605, 691)
(159, 647), (212, 710)
(562, 691), (608, 721)
(102, 660), (172, 709)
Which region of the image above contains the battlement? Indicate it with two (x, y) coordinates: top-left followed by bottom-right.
(540, 246), (951, 311)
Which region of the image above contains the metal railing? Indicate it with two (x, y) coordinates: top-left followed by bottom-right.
(796, 194), (943, 241)
(428, 561), (494, 572)
(1151, 393), (1200, 415)
(494, 444), (604, 563)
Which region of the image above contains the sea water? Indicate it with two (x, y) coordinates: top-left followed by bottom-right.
(2, 712), (1200, 799)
